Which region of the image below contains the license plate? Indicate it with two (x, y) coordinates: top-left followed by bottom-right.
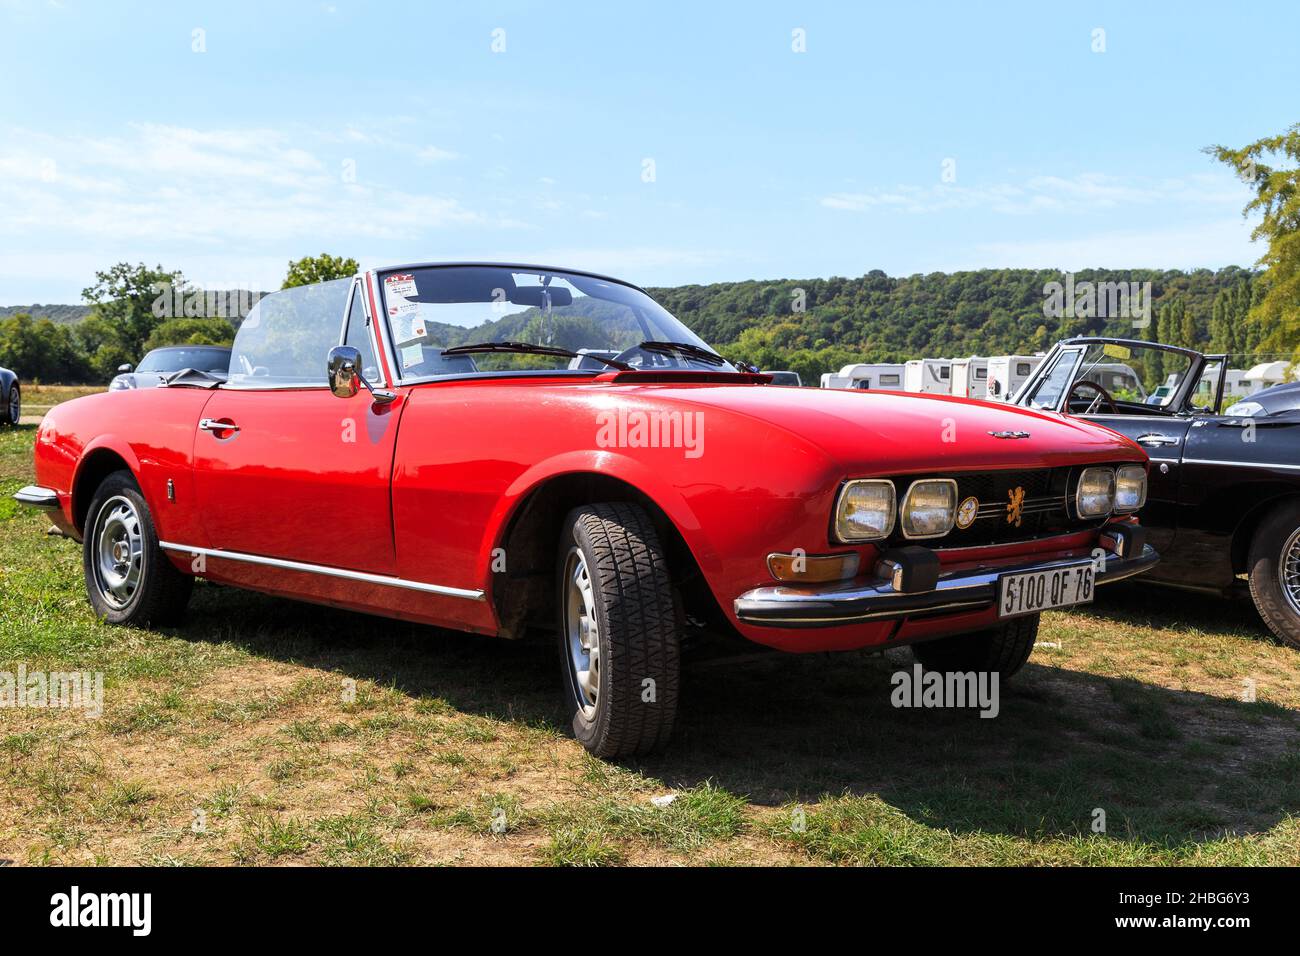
(998, 561), (1094, 618)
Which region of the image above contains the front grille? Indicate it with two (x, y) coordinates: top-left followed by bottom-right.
(884, 468), (1090, 548)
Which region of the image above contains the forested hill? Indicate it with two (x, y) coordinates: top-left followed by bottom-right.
(0, 303), (91, 324)
(648, 266), (1266, 382)
(2, 266), (1272, 385)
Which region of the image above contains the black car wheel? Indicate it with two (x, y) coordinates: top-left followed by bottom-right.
(1, 384), (17, 425)
(556, 502), (681, 757)
(1247, 499), (1300, 649)
(83, 470), (193, 626)
(911, 613), (1039, 678)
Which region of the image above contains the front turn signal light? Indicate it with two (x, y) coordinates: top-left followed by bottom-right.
(767, 551), (861, 583)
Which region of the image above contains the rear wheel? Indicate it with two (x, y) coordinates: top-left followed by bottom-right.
(1247, 500), (1300, 649)
(557, 502), (681, 758)
(83, 470), (192, 626)
(911, 613), (1039, 679)
(1, 384), (17, 425)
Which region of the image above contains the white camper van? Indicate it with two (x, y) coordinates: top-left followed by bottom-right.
(844, 363), (904, 390)
(985, 355), (1043, 402)
(950, 357), (989, 399)
(903, 359), (952, 395)
(820, 363), (904, 390)
(1243, 361), (1295, 394)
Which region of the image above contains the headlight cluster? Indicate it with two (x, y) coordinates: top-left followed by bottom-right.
(834, 477), (958, 542)
(108, 377), (135, 391)
(1076, 464), (1146, 517)
(835, 465), (1148, 543)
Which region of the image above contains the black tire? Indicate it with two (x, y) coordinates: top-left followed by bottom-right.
(83, 470), (192, 626)
(1, 384), (17, 426)
(1246, 499), (1300, 649)
(556, 502), (681, 758)
(911, 613), (1039, 679)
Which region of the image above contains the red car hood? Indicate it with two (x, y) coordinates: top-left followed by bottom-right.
(589, 382), (1143, 474)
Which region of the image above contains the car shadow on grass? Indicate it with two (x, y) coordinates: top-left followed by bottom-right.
(182, 580), (1300, 849)
(1079, 579), (1276, 645)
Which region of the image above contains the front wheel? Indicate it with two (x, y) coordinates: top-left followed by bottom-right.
(557, 502), (681, 758)
(1247, 500), (1300, 649)
(83, 470), (193, 626)
(911, 613), (1039, 679)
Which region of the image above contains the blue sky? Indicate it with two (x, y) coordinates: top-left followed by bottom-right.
(1, 0), (1295, 303)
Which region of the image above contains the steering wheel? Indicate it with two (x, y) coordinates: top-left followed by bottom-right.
(1066, 380), (1119, 415)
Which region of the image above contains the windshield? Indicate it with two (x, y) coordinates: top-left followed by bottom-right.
(137, 347), (231, 374)
(1023, 342), (1194, 411)
(377, 266), (720, 379)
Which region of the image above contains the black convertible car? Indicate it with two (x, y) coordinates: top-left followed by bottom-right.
(1013, 337), (1300, 648)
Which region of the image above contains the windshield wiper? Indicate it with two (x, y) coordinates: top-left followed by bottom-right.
(635, 341), (757, 373)
(440, 341), (632, 371)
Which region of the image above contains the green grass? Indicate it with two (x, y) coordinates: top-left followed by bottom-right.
(3, 421), (1300, 866)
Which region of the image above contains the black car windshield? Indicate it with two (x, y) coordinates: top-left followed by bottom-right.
(136, 347), (231, 374)
(1023, 342), (1194, 411)
(377, 266), (723, 379)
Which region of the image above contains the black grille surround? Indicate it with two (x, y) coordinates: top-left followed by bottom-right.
(864, 466), (1120, 549)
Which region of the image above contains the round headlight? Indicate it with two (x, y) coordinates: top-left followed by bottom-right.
(109, 376), (135, 391)
(834, 479), (896, 542)
(900, 478), (957, 539)
(1114, 464), (1147, 513)
(1076, 466), (1116, 518)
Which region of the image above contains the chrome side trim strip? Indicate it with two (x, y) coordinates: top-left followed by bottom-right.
(158, 542), (485, 601)
(1182, 458), (1300, 472)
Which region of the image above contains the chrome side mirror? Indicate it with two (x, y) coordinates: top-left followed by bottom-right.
(117, 363), (133, 374)
(327, 346), (396, 403)
(328, 346), (362, 399)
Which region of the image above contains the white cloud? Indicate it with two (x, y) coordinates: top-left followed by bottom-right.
(820, 171), (1248, 217)
(965, 218), (1259, 271)
(416, 145), (460, 162)
(0, 124), (513, 246)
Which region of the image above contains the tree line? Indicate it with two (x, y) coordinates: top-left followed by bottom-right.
(0, 254), (357, 383)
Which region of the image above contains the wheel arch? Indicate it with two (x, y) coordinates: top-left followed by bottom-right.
(72, 441), (141, 535)
(487, 461), (724, 639)
(1231, 488), (1300, 574)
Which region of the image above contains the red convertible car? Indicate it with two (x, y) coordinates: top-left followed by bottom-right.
(16, 264), (1157, 756)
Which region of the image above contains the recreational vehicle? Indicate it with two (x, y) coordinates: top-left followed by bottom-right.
(950, 357), (989, 398)
(985, 354), (1043, 402)
(903, 359), (952, 395)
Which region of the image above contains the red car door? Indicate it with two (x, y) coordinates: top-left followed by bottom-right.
(191, 277), (401, 575)
(192, 388), (403, 574)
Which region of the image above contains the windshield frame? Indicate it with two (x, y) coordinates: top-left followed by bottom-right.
(1015, 337), (1214, 415)
(372, 263), (725, 385)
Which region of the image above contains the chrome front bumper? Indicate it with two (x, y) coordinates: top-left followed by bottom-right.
(12, 485), (60, 510)
(734, 542), (1158, 628)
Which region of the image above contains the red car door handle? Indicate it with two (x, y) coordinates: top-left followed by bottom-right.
(199, 418), (240, 435)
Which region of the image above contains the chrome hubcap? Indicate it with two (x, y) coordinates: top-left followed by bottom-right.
(93, 495), (144, 609)
(563, 546), (600, 717)
(1281, 526), (1300, 618)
